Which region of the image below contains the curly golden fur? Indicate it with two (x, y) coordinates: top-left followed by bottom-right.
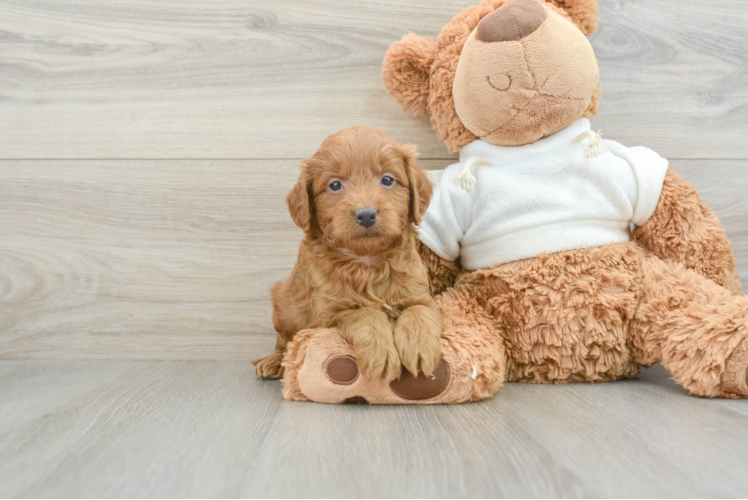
(254, 127), (442, 382)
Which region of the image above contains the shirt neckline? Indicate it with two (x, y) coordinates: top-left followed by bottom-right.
(459, 119), (591, 166)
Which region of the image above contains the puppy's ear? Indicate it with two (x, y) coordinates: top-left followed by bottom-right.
(382, 34), (436, 117)
(400, 144), (432, 225)
(286, 160), (316, 233)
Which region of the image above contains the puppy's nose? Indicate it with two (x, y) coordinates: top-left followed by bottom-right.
(476, 0), (546, 43)
(355, 207), (378, 228)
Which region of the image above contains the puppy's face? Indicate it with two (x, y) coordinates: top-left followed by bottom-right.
(287, 127), (432, 256)
(313, 139), (410, 256)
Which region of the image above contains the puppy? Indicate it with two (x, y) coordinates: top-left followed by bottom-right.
(254, 126), (441, 382)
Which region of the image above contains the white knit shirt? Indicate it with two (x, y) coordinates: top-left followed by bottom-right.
(418, 119), (669, 270)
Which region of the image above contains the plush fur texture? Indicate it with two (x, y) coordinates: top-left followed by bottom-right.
(417, 240), (460, 295)
(631, 169), (742, 294)
(254, 127), (441, 382)
(633, 252), (748, 397)
(381, 33), (436, 118)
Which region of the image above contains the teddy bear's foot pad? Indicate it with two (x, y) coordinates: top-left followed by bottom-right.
(343, 396), (370, 404)
(325, 355), (359, 385)
(390, 358), (450, 400)
(327, 354), (451, 401)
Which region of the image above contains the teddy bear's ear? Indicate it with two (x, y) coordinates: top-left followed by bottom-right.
(546, 0), (599, 35)
(382, 33), (437, 116)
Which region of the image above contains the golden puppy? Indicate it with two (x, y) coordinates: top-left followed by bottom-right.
(254, 126), (441, 382)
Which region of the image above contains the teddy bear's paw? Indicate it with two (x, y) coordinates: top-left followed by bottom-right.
(722, 340), (748, 399)
(253, 352), (285, 379)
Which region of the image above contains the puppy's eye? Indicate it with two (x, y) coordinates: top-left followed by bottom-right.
(381, 176), (395, 187)
(329, 180), (342, 192)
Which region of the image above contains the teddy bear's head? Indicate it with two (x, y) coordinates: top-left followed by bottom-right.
(383, 0), (601, 152)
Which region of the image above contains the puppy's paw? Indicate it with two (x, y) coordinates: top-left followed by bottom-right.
(355, 335), (402, 383)
(394, 304), (442, 377)
(335, 308), (401, 382)
(253, 353), (285, 379)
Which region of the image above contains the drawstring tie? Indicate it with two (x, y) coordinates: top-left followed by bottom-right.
(454, 129), (606, 192)
(574, 130), (607, 159)
(454, 157), (492, 193)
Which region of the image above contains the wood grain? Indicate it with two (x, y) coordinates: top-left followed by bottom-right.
(0, 0), (747, 159)
(0, 159), (745, 360)
(1, 360), (747, 498)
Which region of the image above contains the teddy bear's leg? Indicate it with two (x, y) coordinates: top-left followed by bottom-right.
(281, 288), (507, 404)
(633, 255), (748, 398)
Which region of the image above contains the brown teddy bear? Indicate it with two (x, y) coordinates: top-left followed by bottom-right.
(280, 0), (748, 403)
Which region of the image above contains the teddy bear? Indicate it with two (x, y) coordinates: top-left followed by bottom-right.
(279, 0), (748, 404)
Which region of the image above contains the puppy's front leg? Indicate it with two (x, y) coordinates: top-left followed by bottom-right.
(394, 303), (442, 377)
(334, 308), (401, 382)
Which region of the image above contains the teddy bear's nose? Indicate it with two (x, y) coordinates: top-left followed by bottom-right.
(476, 0), (547, 43)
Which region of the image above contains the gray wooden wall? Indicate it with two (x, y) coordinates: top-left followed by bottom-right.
(1, 0), (747, 360)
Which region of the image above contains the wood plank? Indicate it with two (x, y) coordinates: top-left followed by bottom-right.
(0, 360), (747, 497)
(0, 160), (302, 360)
(0, 361), (134, 434)
(0, 360), (284, 498)
(0, 0), (747, 159)
(1, 159), (746, 360)
(592, 0), (748, 159)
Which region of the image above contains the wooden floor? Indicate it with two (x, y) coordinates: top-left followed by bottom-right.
(1, 359), (748, 498)
(2, 0), (748, 497)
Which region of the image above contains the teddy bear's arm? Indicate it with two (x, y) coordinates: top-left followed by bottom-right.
(631, 168), (741, 293)
(417, 240), (460, 296)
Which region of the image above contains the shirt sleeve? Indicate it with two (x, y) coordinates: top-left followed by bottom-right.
(416, 167), (471, 263)
(604, 141), (669, 227)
